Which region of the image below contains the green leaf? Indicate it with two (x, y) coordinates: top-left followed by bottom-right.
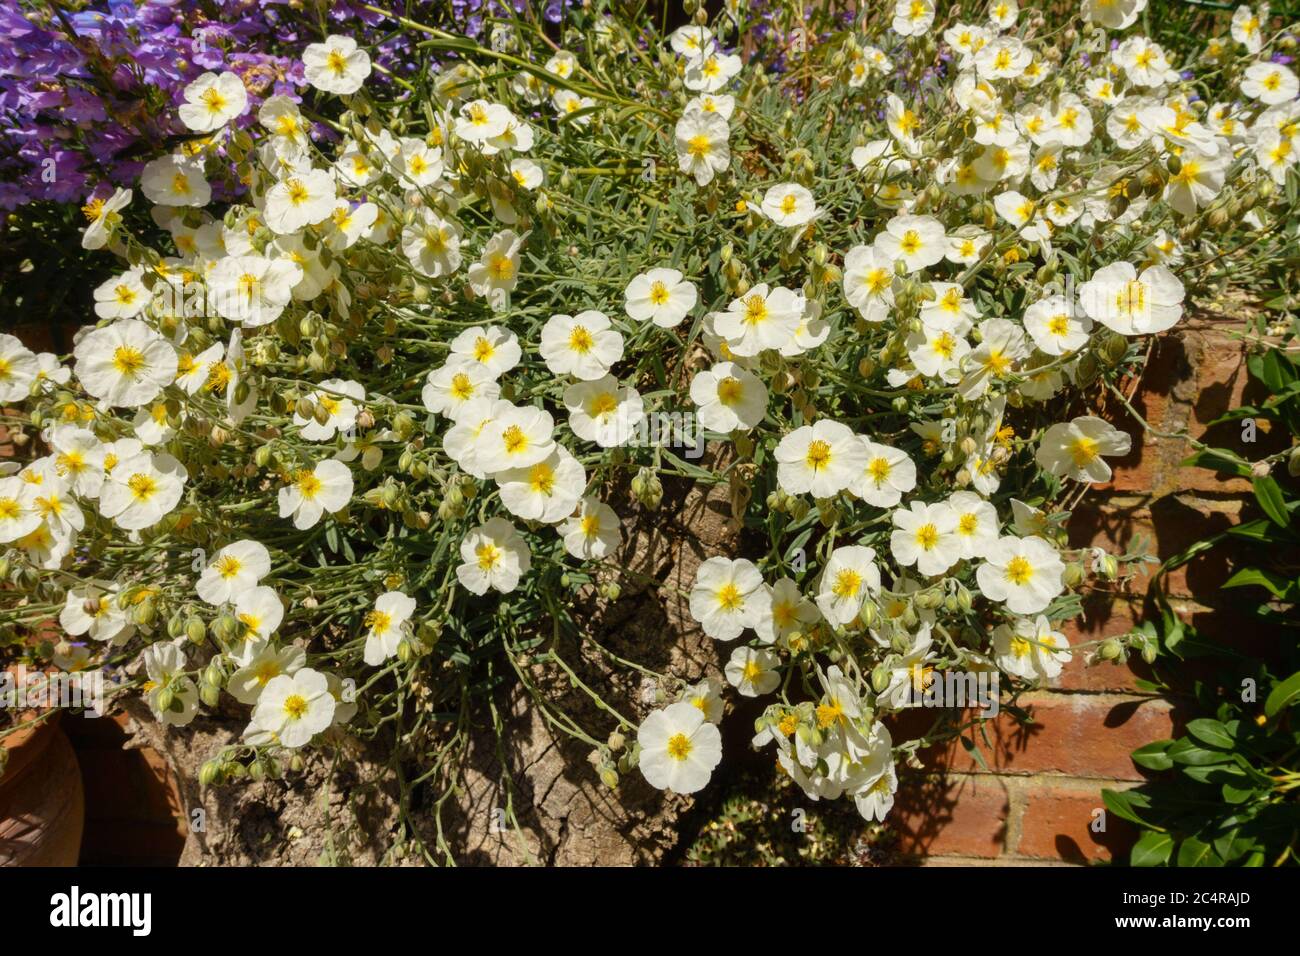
(1102, 788), (1155, 828)
(1131, 740), (1175, 771)
(1132, 830), (1174, 867)
(1265, 670), (1300, 718)
(1180, 447), (1252, 478)
(1168, 737), (1232, 766)
(1253, 476), (1292, 529)
(1223, 566), (1300, 600)
(1186, 718), (1234, 750)
(1177, 836), (1218, 867)
(959, 735), (990, 772)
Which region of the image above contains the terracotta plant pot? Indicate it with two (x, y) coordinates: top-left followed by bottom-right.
(0, 712), (85, 866)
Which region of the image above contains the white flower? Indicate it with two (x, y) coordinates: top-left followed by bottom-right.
(96, 449), (186, 531)
(947, 490), (999, 560)
(475, 404), (555, 474)
(467, 230), (523, 311)
(890, 500), (962, 577)
(920, 282), (980, 333)
(637, 701), (723, 794)
(670, 25), (713, 58)
(563, 375), (644, 447)
(974, 37), (1030, 80)
(624, 268), (698, 328)
(92, 269), (148, 320)
(455, 99), (513, 143)
(684, 45), (742, 93)
(449, 326), (521, 379)
(143, 642), (199, 727)
(141, 154), (210, 207)
(498, 446), (586, 523)
(689, 362), (767, 433)
(208, 254), (303, 327)
(1164, 149), (1226, 216)
(250, 669), (336, 748)
(278, 459), (353, 530)
(401, 209), (462, 278)
(815, 546), (881, 626)
(1115, 36), (1174, 88)
(1024, 295), (1091, 355)
(1232, 5), (1265, 53)
(755, 577), (819, 644)
(1078, 262), (1184, 335)
(230, 645), (305, 703)
(303, 35), (371, 95)
(893, 0), (935, 37)
(1083, 0), (1147, 30)
(559, 497), (621, 560)
(685, 93), (734, 120)
(874, 214), (947, 273)
(197, 539), (272, 605)
(760, 183), (818, 228)
(1036, 416), (1132, 483)
(397, 138), (445, 188)
(994, 614), (1072, 681)
(540, 311), (624, 381)
(1243, 61), (1299, 105)
(509, 157), (544, 189)
(264, 168), (336, 234)
(294, 379), (365, 441)
(60, 583), (135, 646)
(850, 440), (916, 508)
(715, 283), (803, 356)
(233, 586), (284, 644)
(80, 187), (131, 250)
(422, 360), (499, 424)
(675, 108), (731, 186)
(456, 517), (531, 595)
(774, 420), (867, 498)
(178, 71), (248, 131)
(976, 535), (1066, 614)
(363, 591), (418, 666)
(842, 245), (898, 323)
(725, 646), (781, 697)
(73, 320), (177, 409)
(0, 334), (38, 402)
(689, 556), (764, 640)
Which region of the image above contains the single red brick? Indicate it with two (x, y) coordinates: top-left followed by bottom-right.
(891, 772), (1009, 859)
(916, 693), (1176, 780)
(1015, 781), (1139, 863)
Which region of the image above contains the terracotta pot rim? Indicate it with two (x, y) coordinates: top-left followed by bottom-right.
(1, 711), (62, 790)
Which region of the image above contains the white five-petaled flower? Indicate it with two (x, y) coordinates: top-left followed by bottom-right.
(249, 668), (336, 748)
(690, 362), (768, 433)
(559, 497), (622, 560)
(689, 557), (764, 640)
(73, 320), (178, 409)
(456, 517), (531, 595)
(774, 420), (867, 499)
(815, 546), (881, 626)
(303, 35), (372, 95)
(197, 539), (272, 605)
(540, 311), (624, 381)
(890, 500), (962, 577)
(624, 268), (698, 328)
(1036, 416), (1132, 483)
(637, 701), (723, 794)
(362, 591), (418, 666)
(1078, 262), (1184, 335)
(278, 459), (353, 530)
(178, 71), (249, 132)
(976, 535), (1066, 614)
(759, 183), (818, 228)
(674, 108), (730, 186)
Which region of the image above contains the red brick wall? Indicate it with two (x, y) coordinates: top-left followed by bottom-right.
(889, 311), (1264, 865)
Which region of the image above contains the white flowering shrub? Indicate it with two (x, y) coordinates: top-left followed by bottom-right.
(2, 0), (1298, 858)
